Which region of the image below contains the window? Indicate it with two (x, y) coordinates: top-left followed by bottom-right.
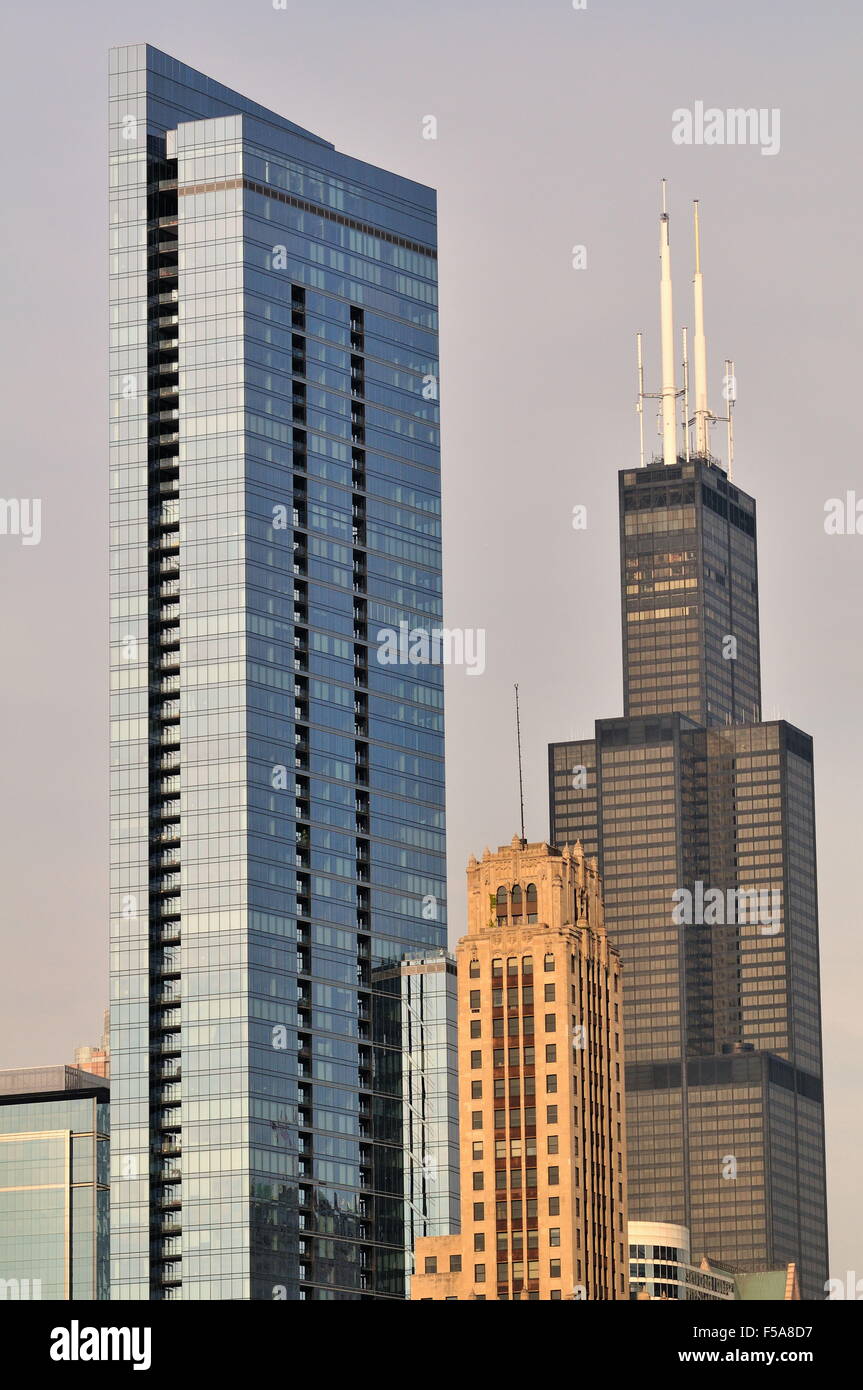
(494, 1109), (505, 1128)
(496, 1233), (508, 1251)
(544, 1014), (556, 1032)
(449, 1255), (461, 1272)
(470, 1019), (481, 1038)
(523, 1046), (535, 1065)
(493, 1049), (504, 1067)
(523, 955), (533, 974)
(511, 1199), (523, 1219)
(549, 1228), (561, 1247)
(492, 958), (503, 977)
(474, 1264), (486, 1283)
(471, 1110), (482, 1130)
(471, 1081), (482, 1099)
(472, 1172), (484, 1190)
(546, 1074), (558, 1093)
(547, 1135), (559, 1154)
(544, 983), (556, 1002)
(492, 988), (503, 1007)
(528, 1260), (539, 1279)
(424, 1257), (437, 1274)
(546, 1105), (558, 1123)
(550, 1290), (561, 1300)
(526, 883), (537, 921)
(549, 1259), (561, 1278)
(507, 1017), (519, 1036)
(548, 1197), (560, 1215)
(469, 990), (480, 1009)
(469, 959), (480, 978)
(493, 1018), (505, 1037)
(473, 1203), (485, 1220)
(474, 1233), (485, 1252)
(507, 957), (518, 975)
(545, 1045), (557, 1062)
(470, 1050), (481, 1069)
(509, 1077), (520, 1097)
(548, 1167), (560, 1185)
(496, 887), (508, 922)
(544, 953), (555, 972)
(511, 884), (523, 918)
(472, 1142), (484, 1159)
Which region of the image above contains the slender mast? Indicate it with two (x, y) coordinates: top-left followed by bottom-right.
(514, 684), (526, 848)
(692, 199), (710, 455)
(659, 180), (677, 466)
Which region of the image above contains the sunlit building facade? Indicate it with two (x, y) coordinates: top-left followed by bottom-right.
(109, 44), (445, 1299)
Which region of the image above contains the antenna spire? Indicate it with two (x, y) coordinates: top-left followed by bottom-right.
(692, 200), (710, 455)
(659, 180), (677, 466)
(514, 684), (526, 848)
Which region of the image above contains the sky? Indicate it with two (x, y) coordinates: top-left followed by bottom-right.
(0, 0), (860, 1284)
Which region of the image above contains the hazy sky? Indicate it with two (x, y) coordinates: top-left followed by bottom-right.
(0, 0), (860, 1282)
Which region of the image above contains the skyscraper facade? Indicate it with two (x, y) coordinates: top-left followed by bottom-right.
(0, 1067), (110, 1301)
(372, 949), (460, 1295)
(548, 198), (827, 1299)
(412, 838), (628, 1301)
(109, 45), (445, 1300)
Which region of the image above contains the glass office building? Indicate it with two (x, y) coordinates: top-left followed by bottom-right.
(549, 468), (827, 1299)
(109, 44), (445, 1299)
(372, 949), (460, 1295)
(620, 459), (761, 728)
(0, 1067), (109, 1301)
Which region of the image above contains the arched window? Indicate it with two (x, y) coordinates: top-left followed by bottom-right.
(495, 886), (508, 923)
(525, 883), (537, 922)
(511, 884), (523, 918)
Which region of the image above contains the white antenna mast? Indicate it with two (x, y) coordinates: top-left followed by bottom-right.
(636, 332), (645, 467)
(692, 200), (710, 455)
(724, 357), (736, 478)
(659, 180), (677, 466)
(681, 325), (690, 462)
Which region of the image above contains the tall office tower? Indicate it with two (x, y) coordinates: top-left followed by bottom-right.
(412, 839), (628, 1301)
(620, 459), (761, 726)
(372, 949), (460, 1295)
(109, 45), (445, 1300)
(0, 1067), (110, 1300)
(548, 194), (827, 1299)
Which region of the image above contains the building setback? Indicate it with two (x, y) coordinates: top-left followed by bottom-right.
(548, 197), (827, 1299)
(412, 838), (628, 1300)
(109, 44), (445, 1299)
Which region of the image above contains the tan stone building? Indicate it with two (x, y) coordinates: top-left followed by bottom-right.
(412, 837), (628, 1300)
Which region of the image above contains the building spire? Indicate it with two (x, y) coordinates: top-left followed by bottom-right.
(692, 200), (710, 455)
(659, 180), (677, 467)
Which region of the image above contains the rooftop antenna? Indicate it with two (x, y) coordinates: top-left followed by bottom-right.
(681, 325), (691, 461)
(692, 200), (711, 456)
(659, 179), (677, 466)
(514, 684), (526, 848)
(636, 332), (646, 467)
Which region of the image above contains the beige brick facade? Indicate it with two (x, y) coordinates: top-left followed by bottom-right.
(412, 837), (628, 1300)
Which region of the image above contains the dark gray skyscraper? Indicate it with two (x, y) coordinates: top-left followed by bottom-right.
(109, 45), (445, 1300)
(549, 196), (827, 1299)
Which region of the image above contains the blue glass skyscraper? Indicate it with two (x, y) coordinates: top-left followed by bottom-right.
(109, 44), (445, 1299)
